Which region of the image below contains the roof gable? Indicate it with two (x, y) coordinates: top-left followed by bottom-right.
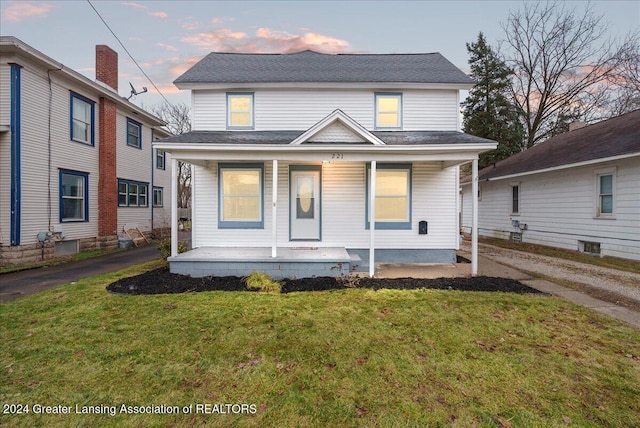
(290, 109), (385, 146)
(174, 50), (473, 86)
(477, 109), (640, 180)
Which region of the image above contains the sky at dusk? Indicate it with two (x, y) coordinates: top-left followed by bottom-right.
(1, 0), (638, 108)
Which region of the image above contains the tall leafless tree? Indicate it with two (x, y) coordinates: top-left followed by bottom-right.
(149, 102), (192, 210)
(502, 1), (639, 148)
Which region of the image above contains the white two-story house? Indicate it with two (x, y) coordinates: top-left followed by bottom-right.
(0, 37), (172, 266)
(156, 50), (495, 278)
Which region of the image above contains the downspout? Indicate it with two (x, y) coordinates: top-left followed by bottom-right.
(9, 63), (22, 246)
(151, 129), (155, 231)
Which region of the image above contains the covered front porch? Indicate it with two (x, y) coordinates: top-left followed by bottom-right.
(156, 110), (493, 278)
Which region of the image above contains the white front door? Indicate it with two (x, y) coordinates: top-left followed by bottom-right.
(290, 168), (321, 241)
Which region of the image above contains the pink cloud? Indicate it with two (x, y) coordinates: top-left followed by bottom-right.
(150, 11), (168, 19)
(157, 42), (178, 51)
(121, 2), (146, 9)
(180, 27), (350, 54)
(2, 2), (54, 22)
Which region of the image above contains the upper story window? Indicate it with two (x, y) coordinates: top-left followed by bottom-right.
(156, 149), (166, 170)
(70, 93), (95, 145)
(366, 164), (411, 230)
(60, 169), (89, 222)
(227, 93), (254, 129)
(375, 93), (402, 129)
(127, 118), (142, 149)
(595, 168), (615, 218)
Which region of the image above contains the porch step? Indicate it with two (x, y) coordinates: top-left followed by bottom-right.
(169, 247), (352, 279)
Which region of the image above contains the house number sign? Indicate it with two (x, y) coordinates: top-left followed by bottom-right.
(330, 153), (344, 159)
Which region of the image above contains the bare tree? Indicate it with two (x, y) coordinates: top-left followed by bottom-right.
(149, 102), (192, 210)
(502, 1), (639, 148)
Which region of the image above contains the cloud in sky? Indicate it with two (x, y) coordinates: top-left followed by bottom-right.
(181, 26), (350, 54)
(2, 2), (55, 22)
(121, 2), (168, 19)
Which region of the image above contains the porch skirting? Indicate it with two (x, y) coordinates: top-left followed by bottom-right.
(169, 247), (353, 279)
(168, 247), (456, 279)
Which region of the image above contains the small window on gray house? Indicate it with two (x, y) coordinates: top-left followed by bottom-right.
(511, 185), (520, 214)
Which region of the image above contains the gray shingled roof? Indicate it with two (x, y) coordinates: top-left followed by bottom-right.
(161, 130), (495, 146)
(174, 50), (473, 85)
(474, 109), (640, 181)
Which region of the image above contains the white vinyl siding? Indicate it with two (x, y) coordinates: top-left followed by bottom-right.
(192, 161), (458, 250)
(461, 157), (640, 260)
(192, 89), (459, 131)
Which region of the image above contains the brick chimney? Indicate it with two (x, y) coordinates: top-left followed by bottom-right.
(96, 45), (118, 237)
(96, 45), (118, 91)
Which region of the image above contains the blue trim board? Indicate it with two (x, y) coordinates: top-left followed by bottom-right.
(10, 64), (22, 245)
(59, 169), (89, 223)
(218, 163), (264, 229)
(289, 165), (322, 242)
(69, 92), (96, 146)
(365, 163), (412, 230)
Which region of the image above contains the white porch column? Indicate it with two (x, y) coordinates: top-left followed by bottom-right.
(369, 160), (376, 278)
(272, 159), (278, 258)
(171, 157), (178, 257)
(471, 158), (478, 276)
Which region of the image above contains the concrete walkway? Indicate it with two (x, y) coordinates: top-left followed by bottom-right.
(0, 244), (160, 302)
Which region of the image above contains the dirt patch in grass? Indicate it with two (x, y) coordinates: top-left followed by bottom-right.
(106, 267), (544, 295)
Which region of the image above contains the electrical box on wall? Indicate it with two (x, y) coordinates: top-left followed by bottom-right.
(419, 221), (428, 235)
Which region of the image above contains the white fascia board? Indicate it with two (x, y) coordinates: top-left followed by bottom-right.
(2, 36), (165, 127)
(152, 143), (495, 163)
(290, 109), (385, 146)
(459, 152), (640, 186)
(174, 82), (474, 91)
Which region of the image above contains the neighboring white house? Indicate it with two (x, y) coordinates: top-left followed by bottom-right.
(0, 37), (172, 266)
(156, 50), (496, 278)
(461, 110), (640, 261)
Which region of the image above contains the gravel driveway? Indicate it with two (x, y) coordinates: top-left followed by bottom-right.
(464, 242), (640, 306)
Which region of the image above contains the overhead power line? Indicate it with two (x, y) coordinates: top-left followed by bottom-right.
(86, 0), (171, 105)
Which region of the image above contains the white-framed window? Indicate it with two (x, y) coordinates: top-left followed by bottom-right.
(227, 93), (254, 129)
(218, 164), (263, 228)
(511, 183), (520, 215)
(375, 93), (402, 129)
(60, 169), (88, 222)
(118, 179), (149, 207)
(153, 187), (163, 207)
(70, 93), (95, 145)
(156, 149), (165, 170)
(595, 167), (616, 217)
(366, 164), (411, 230)
(126, 118), (142, 149)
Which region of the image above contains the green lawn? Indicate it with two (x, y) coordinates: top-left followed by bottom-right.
(1, 261), (639, 427)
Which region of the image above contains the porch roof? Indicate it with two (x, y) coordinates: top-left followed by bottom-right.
(159, 130), (496, 146)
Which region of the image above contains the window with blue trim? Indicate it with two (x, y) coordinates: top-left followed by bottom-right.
(375, 93), (402, 129)
(156, 149), (165, 169)
(219, 164), (263, 229)
(227, 93), (254, 129)
(118, 179), (149, 207)
(60, 170), (89, 222)
(70, 93), (95, 145)
(126, 118), (142, 148)
(153, 187), (163, 207)
(366, 164), (411, 230)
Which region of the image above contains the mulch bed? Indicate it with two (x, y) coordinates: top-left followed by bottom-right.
(106, 267), (545, 295)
